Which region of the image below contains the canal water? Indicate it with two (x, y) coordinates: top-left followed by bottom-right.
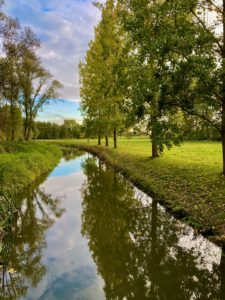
(1, 151), (225, 299)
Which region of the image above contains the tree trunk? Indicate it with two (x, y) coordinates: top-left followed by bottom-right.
(11, 128), (15, 141)
(105, 135), (109, 147)
(113, 128), (117, 148)
(25, 117), (33, 141)
(152, 140), (159, 158)
(151, 124), (159, 158)
(24, 127), (28, 141)
(151, 94), (159, 158)
(26, 127), (31, 141)
(24, 114), (29, 140)
(98, 135), (101, 145)
(10, 102), (15, 141)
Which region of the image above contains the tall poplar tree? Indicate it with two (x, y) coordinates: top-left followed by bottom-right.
(80, 0), (128, 148)
(79, 37), (108, 146)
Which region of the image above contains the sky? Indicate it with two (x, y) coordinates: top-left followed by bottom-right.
(3, 0), (104, 124)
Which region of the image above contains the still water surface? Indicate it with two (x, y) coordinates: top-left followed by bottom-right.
(1, 151), (225, 299)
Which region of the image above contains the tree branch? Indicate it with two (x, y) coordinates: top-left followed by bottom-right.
(189, 8), (223, 54)
(169, 102), (221, 132)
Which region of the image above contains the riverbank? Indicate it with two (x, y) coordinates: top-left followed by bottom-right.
(0, 141), (62, 249)
(0, 142), (62, 192)
(47, 138), (225, 246)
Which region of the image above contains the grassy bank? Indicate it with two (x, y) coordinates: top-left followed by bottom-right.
(0, 141), (62, 192)
(48, 138), (225, 246)
(0, 141), (62, 244)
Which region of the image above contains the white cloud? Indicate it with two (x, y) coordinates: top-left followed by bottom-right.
(4, 0), (105, 100)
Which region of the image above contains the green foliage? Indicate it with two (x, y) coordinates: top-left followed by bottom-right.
(17, 43), (63, 140)
(61, 119), (81, 139)
(0, 105), (23, 140)
(116, 0), (225, 169)
(79, 0), (128, 146)
(180, 114), (221, 141)
(118, 0), (201, 156)
(36, 119), (82, 140)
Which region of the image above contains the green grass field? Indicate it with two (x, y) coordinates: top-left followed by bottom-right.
(49, 137), (225, 245)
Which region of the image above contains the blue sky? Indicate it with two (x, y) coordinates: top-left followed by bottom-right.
(3, 0), (104, 123)
(38, 100), (82, 123)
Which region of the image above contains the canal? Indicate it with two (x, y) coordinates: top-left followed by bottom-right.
(0, 150), (224, 299)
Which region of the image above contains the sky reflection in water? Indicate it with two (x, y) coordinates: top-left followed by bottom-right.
(23, 153), (104, 300)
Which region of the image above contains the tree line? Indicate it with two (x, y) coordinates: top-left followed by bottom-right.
(35, 119), (82, 140)
(0, 0), (62, 141)
(79, 0), (225, 173)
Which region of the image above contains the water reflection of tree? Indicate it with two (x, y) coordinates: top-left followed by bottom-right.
(62, 148), (84, 161)
(0, 184), (64, 299)
(81, 157), (223, 300)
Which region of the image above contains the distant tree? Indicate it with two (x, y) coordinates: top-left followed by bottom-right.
(80, 118), (98, 141)
(35, 119), (81, 140)
(179, 113), (221, 141)
(35, 122), (56, 140)
(61, 119), (81, 139)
